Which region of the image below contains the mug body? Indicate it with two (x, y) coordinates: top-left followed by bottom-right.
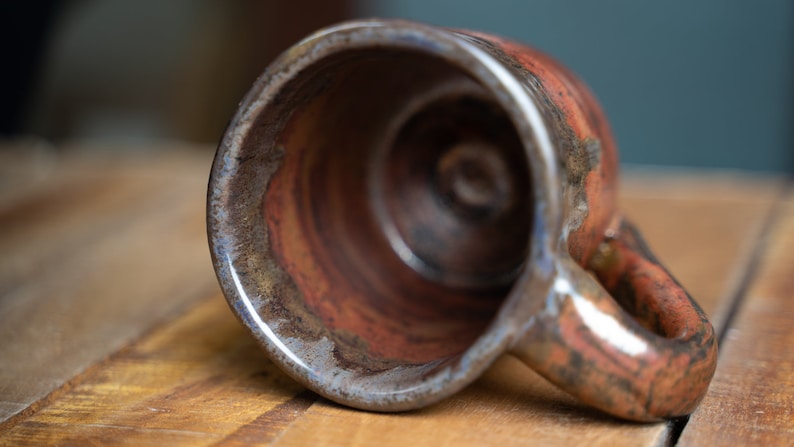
(208, 19), (610, 411)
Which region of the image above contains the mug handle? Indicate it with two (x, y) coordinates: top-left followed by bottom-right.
(511, 217), (718, 421)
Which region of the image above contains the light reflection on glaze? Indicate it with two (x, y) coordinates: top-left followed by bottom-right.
(554, 276), (648, 357)
(227, 253), (311, 371)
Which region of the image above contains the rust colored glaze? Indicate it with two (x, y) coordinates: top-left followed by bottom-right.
(462, 31), (619, 265)
(207, 19), (717, 422)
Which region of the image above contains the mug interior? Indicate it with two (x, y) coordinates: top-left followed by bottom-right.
(263, 47), (532, 365)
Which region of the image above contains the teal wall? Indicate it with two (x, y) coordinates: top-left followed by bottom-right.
(362, 0), (794, 173)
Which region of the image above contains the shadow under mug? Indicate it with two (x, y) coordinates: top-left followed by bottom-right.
(207, 19), (717, 422)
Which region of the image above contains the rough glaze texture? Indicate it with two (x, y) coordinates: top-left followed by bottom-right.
(207, 19), (717, 422)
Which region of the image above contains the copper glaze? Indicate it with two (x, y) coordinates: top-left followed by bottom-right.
(207, 19), (717, 422)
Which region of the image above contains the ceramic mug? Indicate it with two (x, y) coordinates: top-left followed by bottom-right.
(207, 19), (717, 422)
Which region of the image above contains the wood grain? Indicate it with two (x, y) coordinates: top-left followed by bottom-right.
(678, 188), (794, 446)
(0, 153), (782, 446)
(0, 297), (313, 446)
(0, 143), (219, 423)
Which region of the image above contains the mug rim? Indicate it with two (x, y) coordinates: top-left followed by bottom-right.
(207, 18), (563, 410)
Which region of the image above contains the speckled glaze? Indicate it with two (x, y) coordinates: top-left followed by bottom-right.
(207, 19), (717, 422)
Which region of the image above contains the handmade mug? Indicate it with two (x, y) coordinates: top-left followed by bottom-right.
(207, 19), (717, 422)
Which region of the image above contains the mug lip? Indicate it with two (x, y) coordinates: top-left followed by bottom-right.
(207, 18), (563, 411)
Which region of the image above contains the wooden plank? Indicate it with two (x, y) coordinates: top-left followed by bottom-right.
(0, 144), (220, 423)
(0, 139), (60, 208)
(678, 189), (794, 446)
(0, 170), (776, 446)
(0, 297), (311, 446)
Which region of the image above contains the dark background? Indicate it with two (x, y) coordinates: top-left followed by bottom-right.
(3, 0), (792, 172)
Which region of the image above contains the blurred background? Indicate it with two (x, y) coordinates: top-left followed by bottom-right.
(2, 0), (792, 172)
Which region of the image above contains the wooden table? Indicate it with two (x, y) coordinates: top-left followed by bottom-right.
(0, 141), (791, 446)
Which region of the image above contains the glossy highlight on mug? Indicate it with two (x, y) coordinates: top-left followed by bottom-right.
(227, 253), (310, 372)
(556, 276), (649, 357)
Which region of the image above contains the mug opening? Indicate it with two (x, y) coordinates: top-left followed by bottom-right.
(263, 47), (533, 365)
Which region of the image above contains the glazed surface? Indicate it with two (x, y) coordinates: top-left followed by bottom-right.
(207, 19), (717, 422)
